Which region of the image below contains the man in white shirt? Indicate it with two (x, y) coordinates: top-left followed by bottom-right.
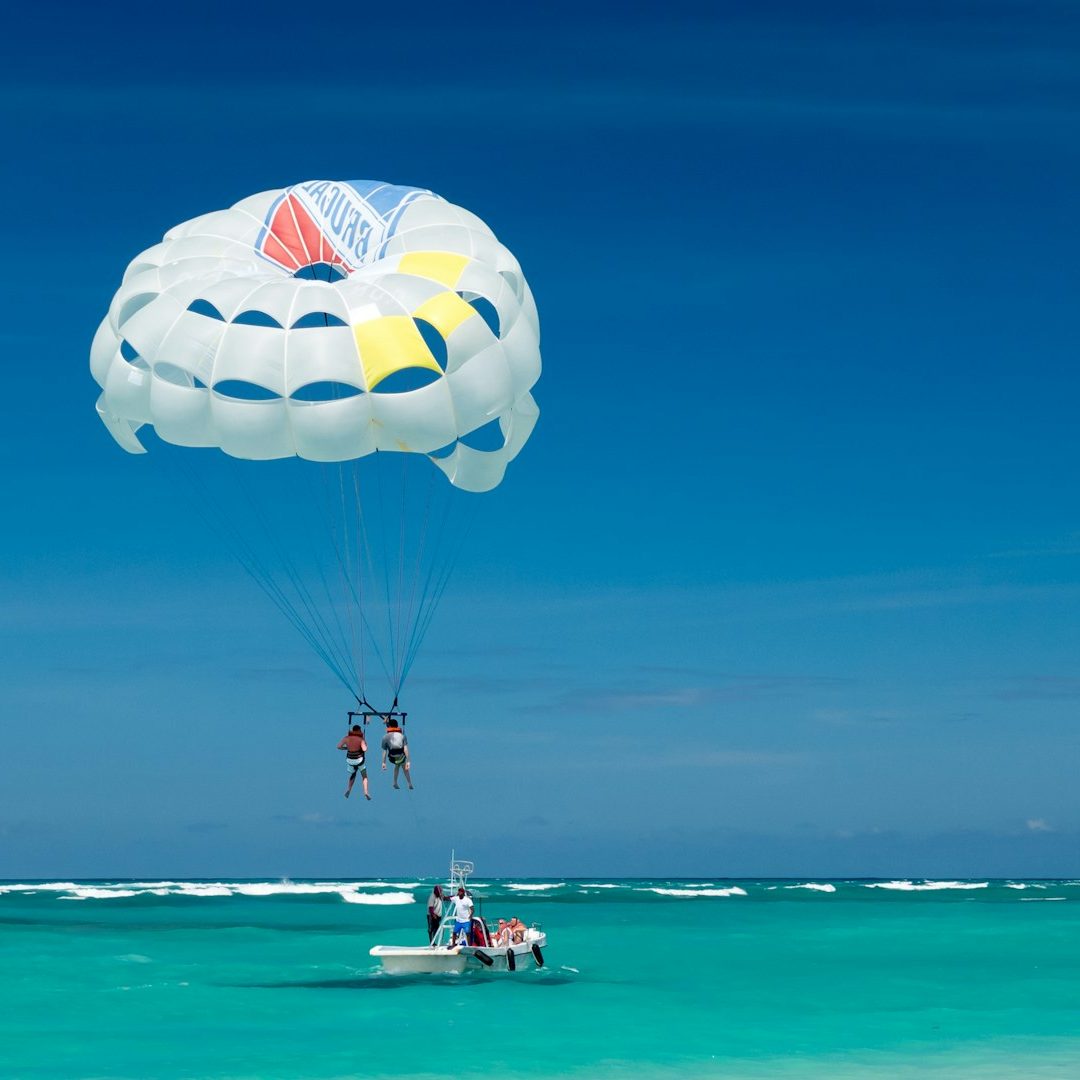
(426, 885), (444, 944)
(449, 886), (474, 947)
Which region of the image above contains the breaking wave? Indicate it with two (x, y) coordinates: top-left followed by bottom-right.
(0, 881), (416, 904)
(1, 879), (1077, 906)
(861, 881), (989, 892)
(340, 891), (415, 905)
(640, 887), (748, 898)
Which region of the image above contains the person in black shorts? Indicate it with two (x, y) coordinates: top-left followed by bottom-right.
(380, 717), (413, 790)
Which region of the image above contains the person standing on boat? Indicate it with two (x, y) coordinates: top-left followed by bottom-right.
(338, 724), (370, 800)
(449, 886), (474, 947)
(380, 716), (414, 790)
(426, 884), (445, 944)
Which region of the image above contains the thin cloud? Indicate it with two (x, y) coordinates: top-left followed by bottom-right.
(520, 674), (856, 716)
(574, 687), (714, 711)
(680, 750), (809, 768)
(995, 677), (1080, 702)
(566, 748), (810, 772)
(837, 583), (1080, 613)
(989, 534), (1080, 559)
(270, 813), (369, 829)
(409, 674), (551, 697)
(812, 708), (901, 727)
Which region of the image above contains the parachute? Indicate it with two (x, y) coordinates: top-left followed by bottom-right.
(90, 179), (541, 708)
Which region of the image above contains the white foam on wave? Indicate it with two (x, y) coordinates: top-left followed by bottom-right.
(578, 884), (623, 889)
(340, 891), (415, 905)
(862, 880), (989, 891)
(0, 882), (84, 894)
(231, 882), (355, 897)
(506, 883), (566, 891)
(61, 887), (143, 900)
(0, 879), (421, 902)
(1021, 896), (1067, 902)
(339, 881), (421, 889)
(1005, 884), (1028, 890)
(784, 883), (837, 893)
(640, 887), (748, 898)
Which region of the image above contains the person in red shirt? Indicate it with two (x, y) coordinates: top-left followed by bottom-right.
(338, 724), (370, 800)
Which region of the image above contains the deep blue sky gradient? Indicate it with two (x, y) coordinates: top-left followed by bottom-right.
(2, 1), (1079, 877)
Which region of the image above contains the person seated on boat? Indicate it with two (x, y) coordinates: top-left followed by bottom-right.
(380, 717), (414, 791)
(337, 725), (370, 801)
(507, 916), (526, 944)
(449, 886), (473, 947)
(492, 919), (510, 946)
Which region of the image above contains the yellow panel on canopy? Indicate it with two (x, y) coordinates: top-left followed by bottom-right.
(352, 316), (442, 390)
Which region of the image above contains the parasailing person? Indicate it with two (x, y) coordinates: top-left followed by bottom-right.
(381, 715), (413, 790)
(338, 724), (370, 800)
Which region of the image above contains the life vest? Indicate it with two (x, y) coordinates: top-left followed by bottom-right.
(385, 726), (406, 762)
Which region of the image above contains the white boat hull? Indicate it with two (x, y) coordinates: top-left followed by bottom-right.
(370, 936), (546, 975)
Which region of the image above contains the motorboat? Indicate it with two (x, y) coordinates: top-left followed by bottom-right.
(370, 855), (547, 974)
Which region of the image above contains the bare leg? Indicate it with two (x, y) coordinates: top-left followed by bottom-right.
(392, 763), (401, 789)
(403, 762), (414, 790)
(345, 771), (356, 798)
(362, 772), (371, 800)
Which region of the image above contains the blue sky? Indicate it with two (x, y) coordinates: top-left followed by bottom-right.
(2, 1), (1079, 878)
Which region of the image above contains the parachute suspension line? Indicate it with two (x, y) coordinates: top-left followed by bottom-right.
(317, 362), (368, 699)
(309, 533), (358, 695)
(339, 460), (394, 691)
(232, 469), (360, 695)
(332, 462), (364, 694)
(373, 451), (399, 689)
(396, 486), (454, 692)
(168, 453), (359, 698)
(316, 460), (381, 694)
(395, 453), (408, 690)
(341, 462), (397, 699)
(351, 459), (396, 697)
(298, 472), (357, 695)
(239, 488), (357, 692)
(170, 465), (334, 685)
(398, 489), (477, 691)
(394, 462), (438, 697)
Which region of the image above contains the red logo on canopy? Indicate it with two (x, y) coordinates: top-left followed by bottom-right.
(260, 193), (350, 276)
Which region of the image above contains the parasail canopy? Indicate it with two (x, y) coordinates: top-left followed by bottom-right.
(90, 179), (540, 492)
(90, 181), (541, 708)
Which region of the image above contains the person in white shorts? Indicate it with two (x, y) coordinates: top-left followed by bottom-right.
(337, 725), (370, 800)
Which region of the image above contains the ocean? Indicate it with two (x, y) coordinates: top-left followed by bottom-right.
(1, 878), (1078, 1079)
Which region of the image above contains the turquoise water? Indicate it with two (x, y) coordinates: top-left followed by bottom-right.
(2, 878), (1079, 1078)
